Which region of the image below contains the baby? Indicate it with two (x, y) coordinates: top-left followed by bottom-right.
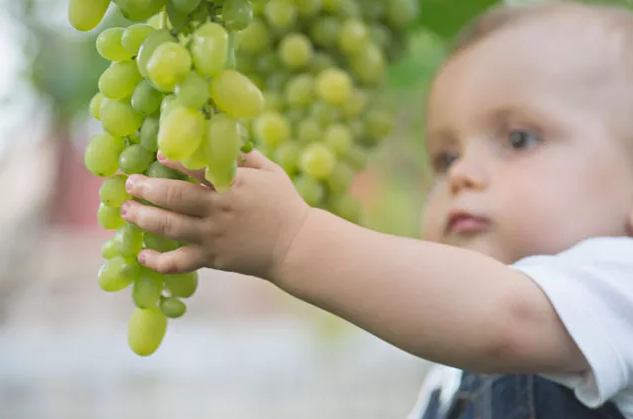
(118, 1), (633, 418)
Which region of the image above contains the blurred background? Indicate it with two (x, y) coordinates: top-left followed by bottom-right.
(0, 0), (625, 418)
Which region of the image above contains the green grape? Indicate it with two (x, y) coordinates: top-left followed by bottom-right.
(300, 143), (336, 179)
(278, 33), (312, 69)
(113, 0), (168, 21)
(209, 69), (264, 119)
(241, 141), (254, 153)
(285, 108), (304, 126)
(159, 95), (178, 123)
(191, 22), (229, 76)
(309, 17), (340, 48)
(166, 0), (191, 33)
(122, 24), (155, 55)
(223, 0), (253, 31)
(164, 271), (198, 298)
(114, 223), (144, 257)
(253, 111), (290, 148)
(98, 256), (140, 292)
(310, 101), (340, 127)
(146, 161), (187, 180)
(96, 28), (134, 62)
(386, 0), (418, 30)
(235, 18), (270, 55)
(90, 92), (105, 121)
(128, 132), (141, 144)
(316, 68), (351, 105)
(294, 175), (324, 206)
(263, 91), (284, 112)
(158, 106), (206, 161)
(100, 174), (131, 207)
(363, 0), (385, 20)
(171, 0), (201, 13)
(128, 306), (168, 357)
(265, 72), (291, 91)
(345, 145), (367, 170)
(297, 118), (321, 144)
(255, 52), (280, 75)
(338, 0), (360, 18)
(119, 144), (154, 174)
(350, 43), (385, 85)
(274, 142), (300, 174)
(285, 74), (314, 107)
(137, 29), (177, 80)
(321, 0), (341, 13)
(264, 0), (297, 29)
(364, 107), (394, 141)
(341, 89), (365, 119)
(294, 0), (321, 18)
(338, 18), (369, 55)
(326, 162), (355, 194)
(328, 193), (360, 222)
(131, 80), (162, 115)
(140, 115), (160, 152)
(100, 98), (144, 137)
(85, 132), (126, 177)
(102, 237), (119, 259)
(369, 23), (391, 49)
(160, 297), (187, 318)
(175, 72), (210, 109)
(147, 42), (192, 92)
(68, 0), (111, 31)
(99, 61), (143, 100)
(98, 203), (127, 230)
(308, 52), (335, 75)
(324, 124), (352, 157)
(132, 269), (163, 308)
(182, 141), (207, 170)
(206, 114), (241, 193)
(144, 232), (181, 252)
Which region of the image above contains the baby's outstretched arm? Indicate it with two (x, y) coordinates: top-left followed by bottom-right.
(121, 151), (587, 375)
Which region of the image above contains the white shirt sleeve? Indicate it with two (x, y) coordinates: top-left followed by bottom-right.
(512, 237), (633, 409)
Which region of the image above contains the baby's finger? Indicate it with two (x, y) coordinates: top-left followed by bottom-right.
(126, 175), (211, 216)
(240, 149), (282, 172)
(138, 246), (206, 275)
(121, 200), (203, 244)
(157, 152), (207, 184)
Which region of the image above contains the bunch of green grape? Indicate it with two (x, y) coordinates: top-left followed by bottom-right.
(233, 0), (417, 223)
(70, 0), (263, 356)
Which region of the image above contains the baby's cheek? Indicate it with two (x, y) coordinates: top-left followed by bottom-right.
(420, 188), (446, 242)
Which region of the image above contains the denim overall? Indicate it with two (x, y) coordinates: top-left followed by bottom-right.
(420, 372), (626, 419)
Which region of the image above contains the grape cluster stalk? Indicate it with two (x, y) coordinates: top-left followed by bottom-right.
(68, 0), (417, 356)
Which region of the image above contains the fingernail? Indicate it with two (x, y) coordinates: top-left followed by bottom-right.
(157, 152), (166, 162)
(120, 201), (129, 216)
(126, 175), (140, 193)
(138, 251), (147, 265)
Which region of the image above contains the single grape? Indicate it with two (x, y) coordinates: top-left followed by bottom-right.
(100, 174), (131, 207)
(158, 106), (206, 161)
(144, 232), (181, 252)
(164, 271), (198, 298)
(166, 0), (191, 33)
(128, 306), (168, 357)
(171, 0), (201, 13)
(147, 42), (192, 92)
(96, 28), (134, 62)
(264, 0), (297, 29)
(206, 114), (241, 193)
(310, 101), (340, 127)
(300, 143), (336, 179)
(364, 107), (394, 141)
(98, 256), (140, 292)
(253, 111), (290, 148)
(140, 115), (160, 152)
(222, 0), (253, 31)
(114, 223), (144, 257)
(350, 43), (385, 85)
(386, 0), (419, 30)
(191, 22), (229, 76)
(297, 118), (321, 144)
(369, 23), (391, 49)
(175, 72), (210, 109)
(100, 98), (144, 137)
(308, 52), (335, 75)
(160, 297), (187, 318)
(294, 175), (324, 207)
(68, 0), (111, 31)
(137, 29), (177, 80)
(85, 132), (126, 177)
(99, 61), (143, 100)
(131, 80), (162, 115)
(294, 0), (321, 18)
(274, 142), (300, 175)
(132, 269), (164, 308)
(119, 144), (154, 174)
(159, 95), (179, 123)
(278, 33), (313, 69)
(89, 92), (105, 121)
(209, 69), (264, 119)
(285, 74), (314, 107)
(235, 18), (270, 55)
(146, 161), (187, 180)
(113, 0), (168, 22)
(122, 24), (155, 55)
(101, 237), (119, 259)
(97, 203), (127, 230)
(316, 68), (351, 105)
(338, 18), (369, 56)
(309, 17), (340, 48)
(326, 162), (355, 194)
(324, 124), (352, 157)
(182, 141), (207, 170)
(128, 131), (141, 144)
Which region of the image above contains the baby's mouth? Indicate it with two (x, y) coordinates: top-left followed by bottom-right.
(446, 210), (491, 235)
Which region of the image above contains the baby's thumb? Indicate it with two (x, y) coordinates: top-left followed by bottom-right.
(240, 149), (279, 172)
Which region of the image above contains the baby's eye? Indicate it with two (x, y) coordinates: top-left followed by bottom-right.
(432, 152), (459, 174)
(507, 129), (540, 150)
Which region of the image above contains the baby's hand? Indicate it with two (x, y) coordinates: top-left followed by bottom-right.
(120, 150), (310, 281)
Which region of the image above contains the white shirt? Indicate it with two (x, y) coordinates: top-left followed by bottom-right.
(406, 237), (633, 419)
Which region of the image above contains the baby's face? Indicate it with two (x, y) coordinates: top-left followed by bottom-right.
(421, 19), (633, 264)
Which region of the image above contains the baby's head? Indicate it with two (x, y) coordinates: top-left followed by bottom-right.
(421, 0), (633, 264)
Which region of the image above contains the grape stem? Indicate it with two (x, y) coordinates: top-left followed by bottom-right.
(160, 11), (168, 30)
